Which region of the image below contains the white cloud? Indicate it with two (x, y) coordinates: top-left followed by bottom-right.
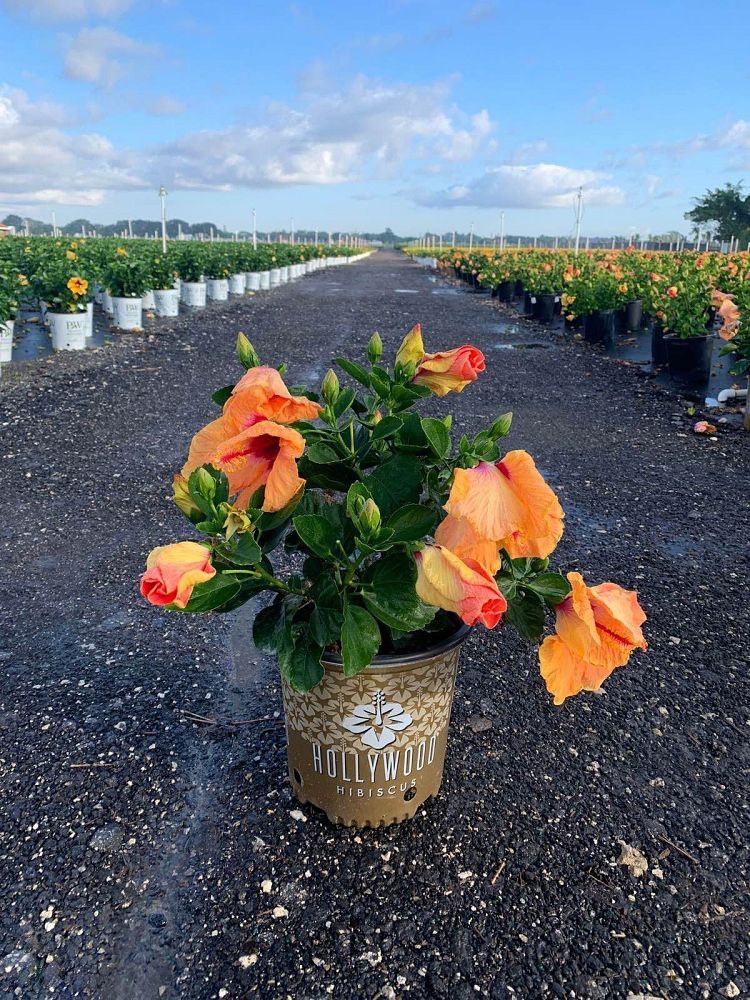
(146, 95), (187, 117)
(63, 27), (160, 90)
(2, 0), (133, 16)
(415, 163), (625, 209)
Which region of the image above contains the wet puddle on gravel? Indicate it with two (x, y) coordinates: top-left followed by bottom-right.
(493, 342), (550, 350)
(8, 308), (117, 362)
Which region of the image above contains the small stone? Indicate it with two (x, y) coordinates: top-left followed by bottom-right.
(261, 880), (272, 894)
(458, 870), (474, 881)
(617, 842), (648, 878)
(238, 955), (257, 969)
(290, 809), (307, 822)
(272, 906), (289, 919)
(467, 716), (492, 733)
(114, 721), (127, 731)
(720, 984), (740, 999)
(90, 824), (124, 852)
(218, 990), (228, 998)
(360, 949), (382, 967)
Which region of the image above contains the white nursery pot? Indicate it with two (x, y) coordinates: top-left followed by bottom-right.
(0, 320), (14, 363)
(142, 290), (156, 310)
(229, 273), (246, 295)
(279, 266), (290, 283)
(246, 272), (261, 291)
(112, 296), (143, 331)
(154, 288), (180, 317)
(85, 302), (93, 338)
(259, 271), (271, 291)
(102, 291), (114, 315)
(269, 268), (281, 288)
(49, 312), (88, 351)
(181, 281), (207, 307)
(206, 278), (229, 301)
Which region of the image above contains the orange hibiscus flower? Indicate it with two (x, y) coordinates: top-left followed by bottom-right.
(539, 572), (647, 705)
(395, 324), (485, 397)
(223, 365), (323, 433)
(415, 544), (507, 628)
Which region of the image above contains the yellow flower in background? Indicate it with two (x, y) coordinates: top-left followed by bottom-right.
(17, 274), (29, 287)
(69, 241), (78, 249)
(116, 247), (128, 256)
(66, 250), (77, 260)
(67, 276), (88, 297)
(618, 282), (628, 294)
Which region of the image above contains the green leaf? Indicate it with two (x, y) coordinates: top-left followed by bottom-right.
(390, 383), (431, 411)
(292, 514), (340, 559)
(385, 504), (437, 543)
(309, 574), (344, 647)
(421, 417), (451, 459)
(183, 574), (241, 613)
(395, 411), (429, 450)
(212, 385), (233, 407)
(505, 588), (546, 641)
(345, 481), (373, 519)
(333, 387), (356, 418)
(341, 605), (381, 676)
(364, 454), (423, 517)
(526, 572), (571, 606)
(369, 368), (391, 399)
(252, 594), (301, 654)
(363, 552), (436, 631)
(218, 532), (262, 566)
(307, 442), (345, 464)
(279, 629), (324, 692)
(335, 357), (371, 387)
(371, 415), (403, 440)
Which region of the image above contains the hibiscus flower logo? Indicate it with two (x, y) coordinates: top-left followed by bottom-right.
(341, 690), (413, 750)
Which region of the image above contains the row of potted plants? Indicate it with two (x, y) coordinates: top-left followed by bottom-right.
(409, 246), (750, 386)
(0, 238), (365, 354)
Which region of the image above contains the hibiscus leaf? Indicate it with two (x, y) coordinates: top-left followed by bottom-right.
(363, 552), (436, 631)
(211, 385), (234, 407)
(335, 357), (371, 388)
(371, 415), (403, 440)
(279, 629), (324, 692)
(364, 454), (422, 517)
(526, 573), (571, 606)
(385, 504), (437, 543)
(219, 533), (262, 566)
(421, 417), (451, 459)
(183, 575), (241, 614)
(292, 514), (340, 559)
(341, 605), (381, 677)
(505, 588), (546, 641)
(309, 575), (344, 648)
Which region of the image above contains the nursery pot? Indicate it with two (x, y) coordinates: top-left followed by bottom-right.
(496, 280), (514, 302)
(259, 271), (271, 291)
(206, 278), (229, 301)
(523, 291), (534, 316)
(269, 268), (281, 288)
(583, 313), (601, 342)
(625, 299), (643, 332)
(533, 293), (556, 324)
(181, 281), (207, 308)
(279, 266), (290, 283)
(651, 323), (667, 364)
(229, 273), (246, 295)
(49, 311), (88, 351)
(102, 291), (114, 316)
(281, 626), (470, 828)
(246, 272), (262, 291)
(153, 288), (180, 318)
(0, 320), (14, 363)
(112, 296), (143, 331)
(665, 334), (713, 383)
(142, 290), (156, 311)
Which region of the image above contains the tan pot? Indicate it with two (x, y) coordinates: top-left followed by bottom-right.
(281, 626), (469, 828)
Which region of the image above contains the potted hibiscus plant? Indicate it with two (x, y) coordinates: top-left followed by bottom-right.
(40, 247), (92, 351)
(140, 324), (647, 827)
(654, 258), (714, 382)
(104, 247), (149, 331)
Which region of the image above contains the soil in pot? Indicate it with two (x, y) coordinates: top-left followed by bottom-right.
(665, 334), (713, 383)
(281, 627), (470, 828)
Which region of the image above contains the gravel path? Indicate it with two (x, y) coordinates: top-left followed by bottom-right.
(1, 250), (748, 1000)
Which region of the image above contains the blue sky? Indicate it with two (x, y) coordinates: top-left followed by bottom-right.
(1, 0), (749, 237)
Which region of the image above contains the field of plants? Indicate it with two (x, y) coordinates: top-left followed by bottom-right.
(0, 237), (365, 360)
(404, 245), (750, 420)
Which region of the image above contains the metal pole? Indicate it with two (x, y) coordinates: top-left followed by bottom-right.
(159, 186), (168, 253)
(452, 230), (455, 247)
(574, 187), (583, 255)
(469, 224), (474, 250)
(252, 209), (257, 249)
(290, 219), (294, 245)
(500, 211), (505, 250)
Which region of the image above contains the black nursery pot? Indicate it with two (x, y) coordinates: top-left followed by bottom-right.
(533, 293), (556, 324)
(497, 280), (514, 302)
(514, 280), (524, 297)
(584, 312), (601, 342)
(651, 322), (667, 364)
(614, 309), (628, 336)
(625, 299), (643, 331)
(523, 291), (534, 316)
(665, 334), (713, 383)
(597, 309), (617, 347)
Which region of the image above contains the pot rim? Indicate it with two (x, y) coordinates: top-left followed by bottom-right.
(663, 332), (713, 342)
(321, 623), (471, 668)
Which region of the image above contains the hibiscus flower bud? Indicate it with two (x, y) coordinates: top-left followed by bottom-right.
(172, 474), (202, 521)
(321, 368), (340, 406)
(236, 332), (260, 370)
(367, 331), (383, 364)
(358, 498), (381, 536)
(489, 412), (513, 439)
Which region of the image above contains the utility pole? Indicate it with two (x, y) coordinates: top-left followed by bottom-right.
(574, 186), (583, 255)
(469, 223), (474, 250)
(500, 211), (505, 250)
(252, 209), (257, 249)
(159, 186), (168, 253)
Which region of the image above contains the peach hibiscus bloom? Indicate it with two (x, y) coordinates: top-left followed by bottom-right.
(223, 365), (322, 433)
(415, 545), (507, 628)
(435, 515), (502, 575)
(140, 541), (215, 609)
(182, 419), (305, 512)
(444, 451), (564, 560)
(539, 572), (647, 705)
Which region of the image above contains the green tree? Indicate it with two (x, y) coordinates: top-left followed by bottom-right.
(685, 182), (750, 244)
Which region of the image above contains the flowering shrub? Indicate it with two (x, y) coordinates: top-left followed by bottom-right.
(103, 247), (150, 297)
(38, 243), (92, 313)
(140, 324), (647, 704)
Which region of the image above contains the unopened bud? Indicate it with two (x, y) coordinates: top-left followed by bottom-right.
(321, 368), (340, 406)
(236, 332), (260, 370)
(193, 467), (217, 500)
(359, 498), (381, 535)
(367, 331), (383, 364)
(172, 474), (201, 520)
(489, 412), (513, 439)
